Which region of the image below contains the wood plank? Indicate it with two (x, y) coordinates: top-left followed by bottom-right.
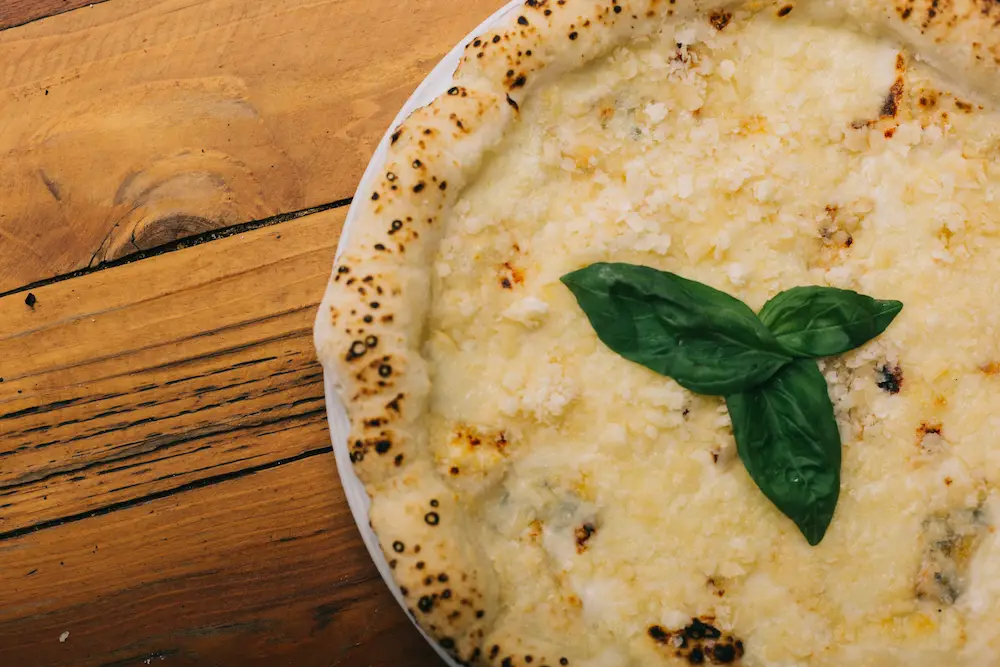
(0, 1), (103, 30)
(0, 205), (441, 665)
(0, 207), (344, 535)
(0, 458), (441, 667)
(0, 0), (503, 293)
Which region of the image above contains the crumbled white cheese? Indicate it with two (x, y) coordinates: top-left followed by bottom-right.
(502, 296), (550, 328)
(718, 58), (736, 80)
(644, 102), (668, 124)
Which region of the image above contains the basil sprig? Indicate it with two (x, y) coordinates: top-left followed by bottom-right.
(726, 360), (841, 545)
(758, 286), (903, 359)
(562, 263), (903, 545)
(561, 264), (791, 395)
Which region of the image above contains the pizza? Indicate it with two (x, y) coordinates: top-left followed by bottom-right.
(314, 1), (1000, 665)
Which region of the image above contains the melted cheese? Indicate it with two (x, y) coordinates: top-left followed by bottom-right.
(426, 11), (1000, 666)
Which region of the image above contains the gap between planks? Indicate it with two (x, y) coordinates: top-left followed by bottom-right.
(0, 206), (346, 538)
(0, 198), (353, 300)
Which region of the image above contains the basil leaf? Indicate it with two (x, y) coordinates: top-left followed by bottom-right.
(562, 263), (792, 395)
(726, 359), (841, 546)
(758, 286), (903, 358)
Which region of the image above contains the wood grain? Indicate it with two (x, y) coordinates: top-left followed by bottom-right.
(0, 207), (346, 533)
(0, 0), (102, 30)
(0, 207), (441, 665)
(0, 0), (503, 293)
(0, 458), (440, 667)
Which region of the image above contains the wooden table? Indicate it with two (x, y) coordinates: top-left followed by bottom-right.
(0, 1), (503, 664)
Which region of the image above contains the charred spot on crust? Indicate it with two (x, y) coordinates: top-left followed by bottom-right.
(511, 75), (527, 89)
(917, 421), (946, 454)
(686, 619), (722, 640)
(347, 341), (368, 361)
(918, 422), (943, 437)
(709, 10), (732, 30)
(518, 15), (529, 25)
(499, 261), (525, 289)
(507, 94), (520, 112)
(777, 4), (793, 16)
(650, 619), (744, 664)
(418, 595), (434, 612)
(877, 363), (903, 394)
(425, 512), (440, 526)
(391, 130), (402, 144)
(575, 522), (597, 553)
(880, 78), (905, 118)
(923, 0), (939, 27)
(393, 541), (405, 553)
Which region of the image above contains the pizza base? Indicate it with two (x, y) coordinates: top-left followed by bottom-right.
(315, 1), (1000, 665)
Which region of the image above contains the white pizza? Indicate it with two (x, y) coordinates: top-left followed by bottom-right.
(314, 1), (1000, 665)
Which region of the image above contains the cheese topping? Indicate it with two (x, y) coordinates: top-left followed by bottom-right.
(425, 11), (1000, 666)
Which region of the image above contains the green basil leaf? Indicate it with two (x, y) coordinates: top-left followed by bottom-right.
(561, 263), (792, 395)
(726, 359), (841, 546)
(758, 286), (903, 358)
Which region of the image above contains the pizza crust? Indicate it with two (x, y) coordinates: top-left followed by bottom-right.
(315, 1), (1000, 664)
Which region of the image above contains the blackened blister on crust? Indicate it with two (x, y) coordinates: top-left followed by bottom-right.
(648, 618), (744, 664)
(877, 363), (904, 394)
(709, 9), (732, 29)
